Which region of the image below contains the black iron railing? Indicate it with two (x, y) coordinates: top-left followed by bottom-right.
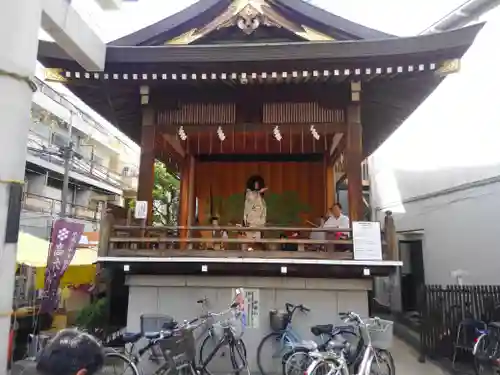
(420, 284), (500, 363)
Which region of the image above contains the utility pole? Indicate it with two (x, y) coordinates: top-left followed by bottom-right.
(60, 142), (74, 218)
(60, 112), (75, 218)
(0, 0), (42, 371)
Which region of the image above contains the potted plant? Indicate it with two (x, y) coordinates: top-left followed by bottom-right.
(74, 297), (109, 339)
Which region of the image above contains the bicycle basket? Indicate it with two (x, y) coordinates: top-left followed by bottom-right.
(366, 318), (393, 350)
(269, 310), (289, 332)
(158, 327), (196, 364)
(212, 316), (245, 341)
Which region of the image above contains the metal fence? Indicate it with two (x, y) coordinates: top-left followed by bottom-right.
(27, 130), (124, 188)
(420, 285), (500, 361)
(22, 192), (102, 222)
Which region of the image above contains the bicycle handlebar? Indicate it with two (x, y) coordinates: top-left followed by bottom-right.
(285, 302), (311, 315)
(186, 302), (240, 326)
(339, 311), (363, 323)
(339, 311), (381, 328)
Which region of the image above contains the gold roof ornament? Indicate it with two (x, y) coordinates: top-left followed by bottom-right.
(44, 68), (68, 83)
(436, 59), (461, 76)
(166, 0), (333, 44)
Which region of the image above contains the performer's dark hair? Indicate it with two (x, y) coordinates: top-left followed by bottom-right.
(246, 175), (265, 192)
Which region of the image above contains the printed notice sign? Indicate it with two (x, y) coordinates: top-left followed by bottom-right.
(232, 288), (260, 329)
(352, 221), (383, 260)
(134, 201), (148, 219)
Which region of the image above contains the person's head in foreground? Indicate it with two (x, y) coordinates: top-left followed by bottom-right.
(36, 328), (104, 375)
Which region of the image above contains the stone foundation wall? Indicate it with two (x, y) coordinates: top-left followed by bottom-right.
(125, 275), (371, 374)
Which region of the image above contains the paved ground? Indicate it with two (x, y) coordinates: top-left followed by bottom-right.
(392, 338), (447, 375)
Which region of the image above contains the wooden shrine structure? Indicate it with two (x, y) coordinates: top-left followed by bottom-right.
(37, 0), (482, 278)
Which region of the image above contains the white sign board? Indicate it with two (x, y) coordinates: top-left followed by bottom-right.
(352, 221), (383, 260)
(134, 201), (148, 219)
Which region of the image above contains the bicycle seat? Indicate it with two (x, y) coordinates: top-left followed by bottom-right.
(311, 324), (333, 336)
(294, 340), (318, 351)
(143, 331), (161, 339)
(162, 320), (178, 330)
(122, 332), (142, 343)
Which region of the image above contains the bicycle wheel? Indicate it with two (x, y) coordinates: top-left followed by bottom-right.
(199, 334), (247, 375)
(474, 334), (496, 375)
(308, 360), (346, 375)
(369, 349), (395, 375)
(257, 332), (287, 375)
(102, 351), (140, 375)
(230, 339), (248, 375)
(282, 347), (312, 375)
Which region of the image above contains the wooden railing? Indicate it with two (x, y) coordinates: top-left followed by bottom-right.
(99, 211), (399, 261)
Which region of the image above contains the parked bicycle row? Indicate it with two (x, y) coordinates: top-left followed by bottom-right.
(23, 295), (396, 375)
(257, 303), (395, 375)
(97, 297), (395, 375)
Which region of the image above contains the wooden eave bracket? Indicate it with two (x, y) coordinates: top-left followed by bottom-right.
(163, 133), (186, 160)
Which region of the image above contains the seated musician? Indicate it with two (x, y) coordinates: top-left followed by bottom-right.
(280, 232), (299, 251)
(323, 203), (350, 251)
(210, 216), (223, 250)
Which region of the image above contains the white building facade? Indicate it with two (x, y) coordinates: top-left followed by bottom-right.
(22, 75), (139, 238)
(370, 4), (500, 291)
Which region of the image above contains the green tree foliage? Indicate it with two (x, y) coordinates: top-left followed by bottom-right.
(152, 161), (180, 225)
(130, 161), (180, 225)
(74, 297), (109, 336)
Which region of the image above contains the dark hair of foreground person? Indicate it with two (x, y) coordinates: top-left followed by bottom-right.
(36, 328), (104, 375)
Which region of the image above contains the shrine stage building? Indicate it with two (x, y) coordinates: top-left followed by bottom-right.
(38, 0), (482, 369)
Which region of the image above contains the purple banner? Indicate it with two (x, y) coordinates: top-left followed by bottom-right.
(40, 219), (84, 313)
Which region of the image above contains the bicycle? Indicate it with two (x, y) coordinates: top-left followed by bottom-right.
(100, 298), (213, 375)
(102, 317), (195, 375)
(473, 322), (500, 375)
(103, 302), (247, 375)
(283, 324), (359, 375)
(304, 312), (395, 375)
(197, 302), (247, 375)
(256, 302), (313, 375)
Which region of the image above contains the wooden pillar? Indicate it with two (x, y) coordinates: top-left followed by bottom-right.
(187, 156), (196, 246)
(187, 156), (196, 225)
(137, 108), (156, 225)
(384, 211), (398, 260)
(324, 155), (334, 211)
(346, 104), (363, 223)
(178, 157), (193, 249)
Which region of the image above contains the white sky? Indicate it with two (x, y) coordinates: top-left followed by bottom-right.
(38, 0), (468, 148)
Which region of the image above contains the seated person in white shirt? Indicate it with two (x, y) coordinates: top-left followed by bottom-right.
(323, 204), (350, 250)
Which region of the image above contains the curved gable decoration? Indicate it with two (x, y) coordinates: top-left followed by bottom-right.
(109, 0), (392, 47)
(166, 0), (334, 44)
